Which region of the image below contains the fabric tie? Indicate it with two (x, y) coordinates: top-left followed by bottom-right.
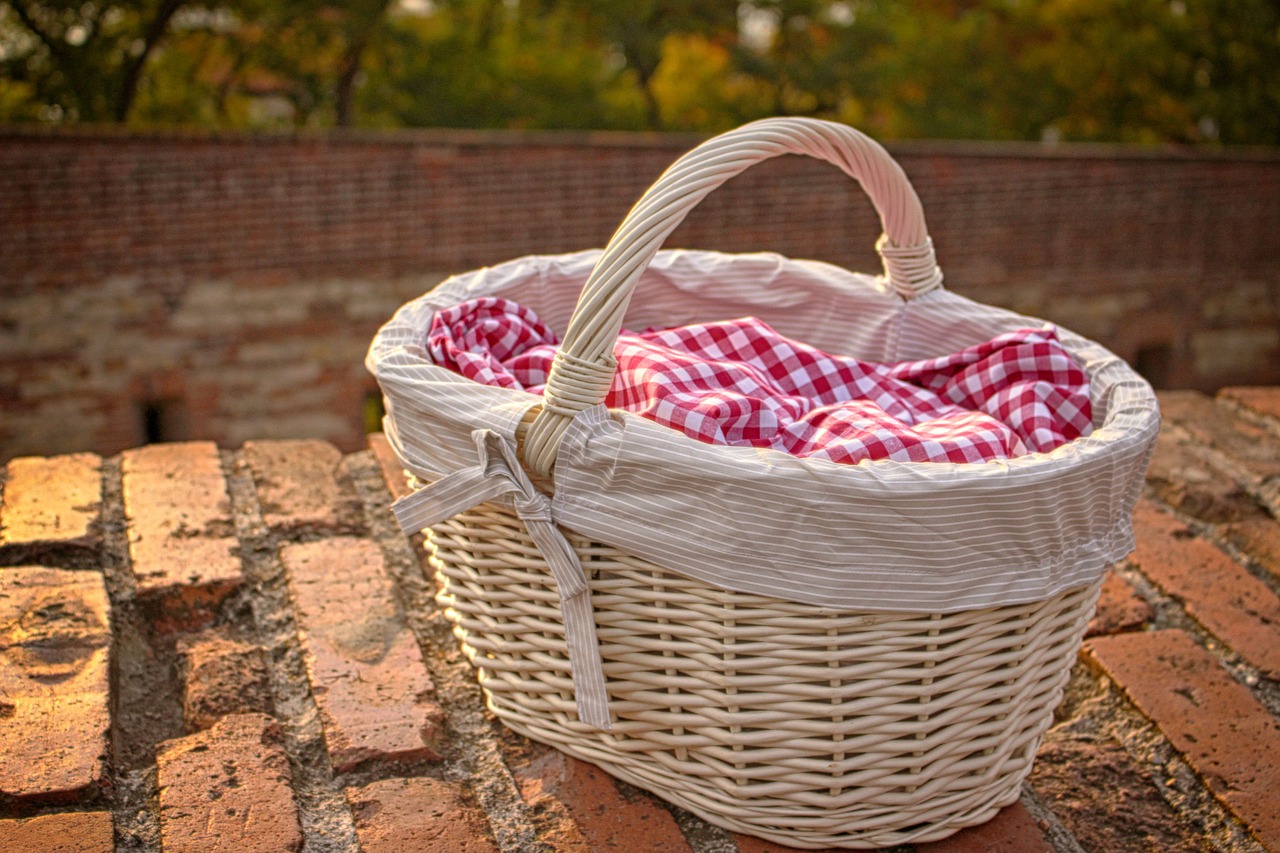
(390, 429), (612, 730)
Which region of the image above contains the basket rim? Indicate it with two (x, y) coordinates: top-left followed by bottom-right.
(370, 247), (1159, 617)
(371, 246), (1158, 481)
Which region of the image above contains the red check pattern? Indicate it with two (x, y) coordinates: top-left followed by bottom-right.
(426, 297), (1092, 464)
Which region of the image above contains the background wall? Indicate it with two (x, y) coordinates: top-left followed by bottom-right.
(3, 127), (1278, 461)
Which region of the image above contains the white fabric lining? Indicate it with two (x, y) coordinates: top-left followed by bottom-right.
(370, 248), (1159, 615)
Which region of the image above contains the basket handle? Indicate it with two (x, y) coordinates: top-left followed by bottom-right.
(522, 117), (943, 478)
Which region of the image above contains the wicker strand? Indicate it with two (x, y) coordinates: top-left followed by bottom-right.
(425, 502), (1102, 848)
(542, 349), (617, 419)
(877, 235), (945, 299)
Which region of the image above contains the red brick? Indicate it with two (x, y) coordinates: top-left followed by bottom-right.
(0, 453), (101, 564)
(914, 803), (1052, 853)
(177, 631), (272, 732)
(368, 432), (413, 501)
(121, 442), (241, 630)
(0, 567), (110, 803)
(1086, 571), (1152, 637)
(0, 812), (114, 852)
(280, 537), (442, 770)
(1221, 386), (1280, 424)
(345, 777), (499, 853)
(243, 440), (364, 535)
(1084, 629), (1280, 850)
(1158, 391), (1280, 483)
(1131, 500), (1280, 677)
(1029, 737), (1205, 853)
(156, 713), (302, 853)
(513, 749), (692, 852)
(1223, 516), (1280, 584)
(1145, 430), (1261, 524)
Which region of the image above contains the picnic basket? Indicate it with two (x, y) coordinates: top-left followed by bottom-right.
(368, 118), (1160, 848)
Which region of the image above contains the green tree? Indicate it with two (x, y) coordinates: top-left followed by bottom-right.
(1024, 0), (1280, 144)
(358, 2), (647, 130)
(648, 31), (773, 130)
(3, 0), (1277, 142)
(549, 0), (740, 129)
(728, 0), (1280, 144)
(179, 0), (394, 128)
(3, 0), (394, 128)
(2, 0), (188, 122)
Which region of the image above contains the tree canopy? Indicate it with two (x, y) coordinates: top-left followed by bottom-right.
(2, 0), (1277, 143)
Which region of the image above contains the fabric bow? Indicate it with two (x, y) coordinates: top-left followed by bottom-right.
(390, 429), (611, 730)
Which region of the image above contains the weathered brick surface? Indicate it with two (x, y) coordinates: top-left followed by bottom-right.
(243, 440), (365, 535)
(177, 631), (273, 732)
(1221, 385), (1280, 424)
(1224, 516), (1280, 583)
(121, 441), (242, 629)
(0, 453), (101, 565)
(280, 537), (443, 771)
(9, 387), (1280, 853)
(0, 567), (110, 803)
(1085, 629), (1280, 850)
(346, 777), (500, 853)
(0, 812), (114, 852)
(513, 749), (693, 852)
(1144, 396), (1280, 584)
(1145, 429), (1263, 525)
(156, 713), (302, 853)
(1029, 736), (1205, 852)
(1131, 499), (1280, 677)
(1086, 571), (1152, 637)
(368, 432), (414, 501)
(1159, 390), (1280, 513)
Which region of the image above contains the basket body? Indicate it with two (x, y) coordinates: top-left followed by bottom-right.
(427, 501), (1102, 849)
(371, 119), (1158, 849)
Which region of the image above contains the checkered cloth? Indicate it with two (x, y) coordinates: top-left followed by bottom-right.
(426, 297), (1092, 464)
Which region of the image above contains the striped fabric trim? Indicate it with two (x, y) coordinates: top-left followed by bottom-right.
(390, 429), (613, 729)
(367, 249), (1160, 615)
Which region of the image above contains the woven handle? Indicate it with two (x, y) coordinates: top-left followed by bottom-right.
(522, 117), (943, 478)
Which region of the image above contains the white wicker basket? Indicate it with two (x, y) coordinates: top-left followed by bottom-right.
(427, 505), (1101, 848)
(370, 118), (1159, 848)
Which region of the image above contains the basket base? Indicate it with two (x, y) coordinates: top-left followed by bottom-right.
(427, 506), (1103, 849)
(495, 702), (1027, 849)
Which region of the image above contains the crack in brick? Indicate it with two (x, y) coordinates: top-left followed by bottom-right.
(222, 448), (361, 853)
(98, 454), (180, 853)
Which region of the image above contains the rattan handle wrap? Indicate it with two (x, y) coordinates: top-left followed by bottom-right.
(522, 117), (943, 478)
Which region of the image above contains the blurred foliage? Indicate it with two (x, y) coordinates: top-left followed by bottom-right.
(2, 0), (1277, 142)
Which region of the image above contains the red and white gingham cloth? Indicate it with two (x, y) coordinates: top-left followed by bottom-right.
(427, 297), (1092, 464)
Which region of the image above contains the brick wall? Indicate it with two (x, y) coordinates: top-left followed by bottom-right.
(3, 127), (1278, 461)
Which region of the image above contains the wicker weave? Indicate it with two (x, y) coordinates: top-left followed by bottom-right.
(373, 118), (1150, 848)
(425, 500), (1102, 849)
